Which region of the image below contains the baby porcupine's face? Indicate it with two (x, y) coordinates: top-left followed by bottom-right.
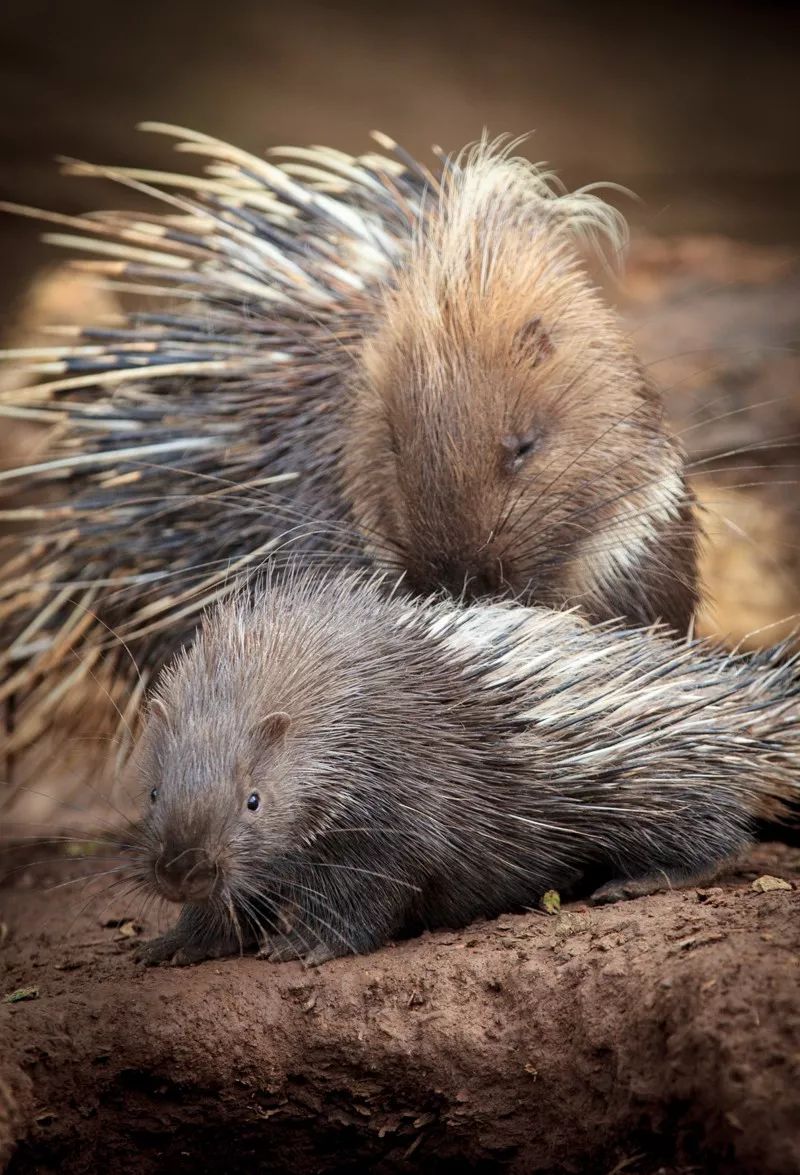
(131, 657), (302, 909)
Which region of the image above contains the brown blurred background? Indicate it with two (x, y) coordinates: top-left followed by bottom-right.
(1, 0), (799, 319)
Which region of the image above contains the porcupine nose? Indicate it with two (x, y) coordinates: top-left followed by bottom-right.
(436, 556), (504, 601)
(155, 846), (218, 904)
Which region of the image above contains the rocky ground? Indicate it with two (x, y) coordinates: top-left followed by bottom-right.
(1, 840), (798, 1174)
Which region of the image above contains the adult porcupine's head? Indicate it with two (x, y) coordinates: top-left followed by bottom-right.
(343, 140), (698, 630)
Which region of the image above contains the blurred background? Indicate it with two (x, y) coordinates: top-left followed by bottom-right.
(2, 0), (799, 312)
(1, 0), (799, 812)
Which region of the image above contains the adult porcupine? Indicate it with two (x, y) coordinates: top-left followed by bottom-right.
(0, 124), (697, 759)
(128, 570), (796, 966)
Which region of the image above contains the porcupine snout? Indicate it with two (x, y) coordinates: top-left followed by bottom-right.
(154, 845), (218, 904)
(432, 554), (506, 601)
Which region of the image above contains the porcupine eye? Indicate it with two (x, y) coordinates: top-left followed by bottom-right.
(149, 787), (158, 804)
(247, 792), (260, 812)
(502, 430), (541, 472)
(387, 422), (401, 458)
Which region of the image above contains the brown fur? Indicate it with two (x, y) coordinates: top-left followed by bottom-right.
(343, 146), (698, 630)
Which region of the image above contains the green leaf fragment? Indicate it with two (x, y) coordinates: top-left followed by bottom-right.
(3, 986), (39, 1004)
(541, 890), (561, 915)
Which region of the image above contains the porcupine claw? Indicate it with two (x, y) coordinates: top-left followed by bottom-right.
(256, 932), (336, 967)
(134, 932), (233, 967)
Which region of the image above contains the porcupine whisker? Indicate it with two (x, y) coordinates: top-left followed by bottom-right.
(0, 851), (140, 901)
(271, 856), (423, 893)
(686, 496), (800, 572)
(500, 450), (686, 557)
(233, 883), (321, 959)
(495, 400), (656, 553)
(66, 642), (136, 747)
(58, 873), (144, 940)
(2, 783), (144, 843)
(28, 458), (408, 568)
(624, 250), (798, 329)
(221, 887), (246, 956)
(33, 547), (371, 611)
(0, 828), (129, 846)
(236, 875), (358, 960)
(0, 856), (128, 888)
(550, 470), (800, 568)
(643, 344), (797, 372)
(0, 818), (142, 853)
(699, 508), (800, 573)
(628, 258), (799, 329)
(84, 542), (367, 601)
(687, 467), (800, 481)
(121, 461), (408, 560)
(535, 408), (798, 524)
(5, 652), (141, 805)
(493, 397), (644, 538)
(102, 878), (178, 943)
(642, 357), (797, 415)
(688, 435), (800, 468)
(111, 878), (163, 932)
(494, 374), (790, 540)
(43, 864), (130, 894)
(490, 398), (593, 546)
(673, 388), (796, 436)
(227, 892), (275, 956)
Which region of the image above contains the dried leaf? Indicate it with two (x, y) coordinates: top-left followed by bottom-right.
(751, 875), (792, 893)
(541, 890), (561, 915)
(116, 920), (141, 939)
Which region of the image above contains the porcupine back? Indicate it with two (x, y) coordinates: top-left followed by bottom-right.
(129, 571), (799, 964)
(0, 124), (694, 770)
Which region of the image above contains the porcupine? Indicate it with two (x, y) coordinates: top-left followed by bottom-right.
(0, 124), (697, 763)
(127, 570), (797, 966)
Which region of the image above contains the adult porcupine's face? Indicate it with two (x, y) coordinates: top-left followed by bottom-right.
(346, 297), (694, 625)
(342, 152), (698, 630)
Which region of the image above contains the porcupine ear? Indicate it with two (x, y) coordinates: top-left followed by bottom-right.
(148, 697), (171, 728)
(257, 711), (292, 746)
(513, 316), (554, 367)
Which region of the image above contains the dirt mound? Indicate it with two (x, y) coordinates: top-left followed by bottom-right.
(1, 841), (798, 1174)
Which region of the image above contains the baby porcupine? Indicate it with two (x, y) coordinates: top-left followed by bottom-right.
(0, 125), (697, 761)
(128, 571), (798, 966)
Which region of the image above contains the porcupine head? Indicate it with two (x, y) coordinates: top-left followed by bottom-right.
(129, 592), (347, 890)
(343, 142), (698, 631)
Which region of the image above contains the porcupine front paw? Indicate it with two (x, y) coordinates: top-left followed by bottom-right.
(136, 929), (238, 966)
(257, 930), (337, 966)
